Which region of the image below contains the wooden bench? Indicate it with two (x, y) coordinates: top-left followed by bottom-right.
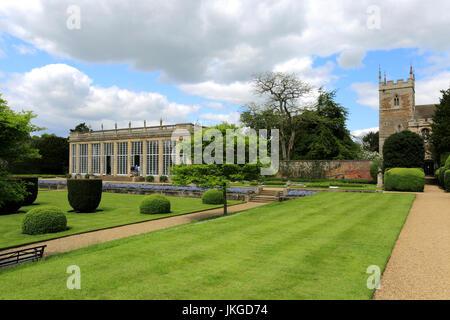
(0, 245), (47, 268)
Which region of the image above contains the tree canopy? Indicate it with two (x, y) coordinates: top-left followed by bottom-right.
(431, 87), (450, 160)
(383, 130), (425, 170)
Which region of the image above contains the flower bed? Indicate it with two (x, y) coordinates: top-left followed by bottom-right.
(285, 190), (317, 197)
(38, 180), (255, 200)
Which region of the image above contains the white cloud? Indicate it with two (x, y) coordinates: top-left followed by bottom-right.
(351, 82), (379, 109)
(12, 44), (36, 55)
(202, 101), (226, 111)
(1, 64), (200, 135)
(199, 111), (241, 124)
(352, 127), (379, 138)
(3, 0), (450, 84)
(179, 81), (254, 105)
(416, 71), (450, 105)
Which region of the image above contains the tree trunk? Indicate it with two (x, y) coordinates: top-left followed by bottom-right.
(223, 182), (227, 216)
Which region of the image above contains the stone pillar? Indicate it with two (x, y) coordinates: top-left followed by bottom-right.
(377, 167), (384, 188)
(76, 144), (80, 174)
(100, 143), (104, 175)
(69, 143), (73, 175)
(87, 143), (92, 174)
(175, 140), (180, 165)
(113, 142), (117, 176)
(158, 139), (164, 176)
(142, 140), (147, 177)
(127, 141), (131, 176)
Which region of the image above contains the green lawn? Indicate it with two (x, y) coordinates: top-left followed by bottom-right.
(0, 192), (415, 300)
(0, 191), (240, 250)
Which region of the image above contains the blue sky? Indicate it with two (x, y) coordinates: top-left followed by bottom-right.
(1, 1), (450, 137)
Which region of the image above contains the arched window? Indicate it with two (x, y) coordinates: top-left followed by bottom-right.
(422, 128), (430, 139)
(397, 124), (402, 133)
(394, 94), (400, 107)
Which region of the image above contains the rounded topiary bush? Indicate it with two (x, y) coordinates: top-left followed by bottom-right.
(145, 175), (155, 183)
(202, 189), (224, 204)
(22, 206), (67, 235)
(384, 168), (425, 192)
(383, 131), (425, 170)
(159, 175), (168, 183)
(67, 179), (102, 213)
(140, 194), (171, 214)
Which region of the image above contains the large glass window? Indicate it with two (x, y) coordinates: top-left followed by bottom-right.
(79, 144), (88, 174)
(91, 143), (101, 174)
(146, 140), (159, 176)
(131, 141), (143, 175)
(103, 143), (114, 175)
(71, 144), (77, 174)
(117, 142), (128, 175)
(162, 140), (176, 175)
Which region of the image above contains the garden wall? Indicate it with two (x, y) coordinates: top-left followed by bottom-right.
(278, 160), (373, 180)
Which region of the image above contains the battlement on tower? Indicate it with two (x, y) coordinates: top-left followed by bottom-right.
(379, 77), (414, 89)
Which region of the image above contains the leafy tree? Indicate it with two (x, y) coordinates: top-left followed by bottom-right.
(246, 72), (313, 160)
(383, 131), (425, 170)
(362, 131), (379, 153)
(171, 122), (264, 215)
(70, 122), (91, 133)
(0, 95), (40, 207)
(430, 88), (450, 160)
(11, 134), (69, 174)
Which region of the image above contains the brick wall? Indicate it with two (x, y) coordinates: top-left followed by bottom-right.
(278, 160), (373, 180)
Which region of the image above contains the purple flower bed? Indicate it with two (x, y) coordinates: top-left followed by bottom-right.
(286, 190), (317, 197)
(38, 180), (254, 194)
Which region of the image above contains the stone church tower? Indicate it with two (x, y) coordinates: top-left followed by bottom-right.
(378, 67), (437, 175)
(378, 67), (416, 155)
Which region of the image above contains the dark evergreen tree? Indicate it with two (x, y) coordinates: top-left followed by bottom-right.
(383, 131), (425, 169)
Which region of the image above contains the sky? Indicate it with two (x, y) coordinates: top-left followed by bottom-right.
(1, 0), (450, 138)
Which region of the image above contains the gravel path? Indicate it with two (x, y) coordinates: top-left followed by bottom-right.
(374, 185), (450, 300)
(0, 202), (267, 257)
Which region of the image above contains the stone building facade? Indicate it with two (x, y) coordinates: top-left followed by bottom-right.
(69, 122), (195, 181)
(379, 67), (436, 174)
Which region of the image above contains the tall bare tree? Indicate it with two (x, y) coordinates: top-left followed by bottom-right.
(249, 72), (313, 160)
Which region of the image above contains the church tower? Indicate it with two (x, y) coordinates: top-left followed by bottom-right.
(378, 67), (415, 154)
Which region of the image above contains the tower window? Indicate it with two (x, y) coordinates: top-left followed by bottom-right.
(421, 128), (430, 139)
(394, 95), (400, 106)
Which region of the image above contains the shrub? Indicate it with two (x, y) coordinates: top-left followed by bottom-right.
(0, 179), (26, 214)
(17, 177), (38, 206)
(22, 206), (67, 235)
(384, 168), (425, 192)
(145, 175), (155, 183)
(159, 175), (168, 183)
(139, 194), (171, 214)
(439, 167), (446, 187)
(369, 160), (381, 182)
(383, 131), (425, 170)
(445, 155), (450, 169)
(67, 179), (102, 212)
(444, 170), (450, 192)
(440, 152), (450, 167)
(241, 164), (260, 181)
(202, 189), (224, 204)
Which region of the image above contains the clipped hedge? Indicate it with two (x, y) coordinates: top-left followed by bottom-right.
(384, 168), (425, 192)
(383, 131), (425, 170)
(445, 170), (450, 192)
(202, 189), (224, 204)
(18, 177), (38, 206)
(22, 206), (67, 235)
(159, 175), (168, 183)
(140, 194), (171, 214)
(145, 175), (155, 183)
(0, 179), (26, 215)
(439, 167), (445, 187)
(67, 179), (102, 212)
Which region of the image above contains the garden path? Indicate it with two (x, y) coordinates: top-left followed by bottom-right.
(374, 185), (450, 299)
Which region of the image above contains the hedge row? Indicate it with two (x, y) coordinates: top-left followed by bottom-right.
(0, 177), (38, 215)
(384, 168), (425, 192)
